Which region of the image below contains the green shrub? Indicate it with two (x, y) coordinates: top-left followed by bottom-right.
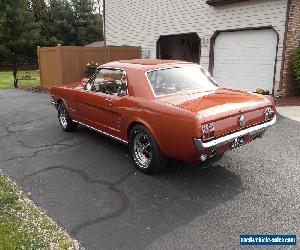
(293, 45), (300, 81)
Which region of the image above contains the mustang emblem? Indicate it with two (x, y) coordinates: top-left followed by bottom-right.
(238, 115), (246, 127)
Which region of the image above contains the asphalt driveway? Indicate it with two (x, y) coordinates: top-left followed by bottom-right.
(0, 89), (299, 249)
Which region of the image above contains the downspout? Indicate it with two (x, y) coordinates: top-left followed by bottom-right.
(103, 0), (106, 46)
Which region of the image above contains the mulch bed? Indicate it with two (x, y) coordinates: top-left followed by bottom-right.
(275, 96), (300, 106)
(18, 86), (49, 93)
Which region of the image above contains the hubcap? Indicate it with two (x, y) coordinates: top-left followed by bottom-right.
(133, 132), (152, 168)
(59, 105), (68, 128)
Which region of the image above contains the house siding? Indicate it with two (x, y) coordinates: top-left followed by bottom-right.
(106, 0), (288, 93)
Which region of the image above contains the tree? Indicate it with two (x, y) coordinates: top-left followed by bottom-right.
(0, 5), (5, 27)
(29, 0), (48, 24)
(47, 0), (76, 46)
(0, 0), (43, 57)
(0, 0), (103, 60)
(0, 1), (6, 40)
(71, 0), (103, 45)
(0, 2), (9, 61)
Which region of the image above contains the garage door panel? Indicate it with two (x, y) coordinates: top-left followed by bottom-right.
(216, 31), (276, 42)
(213, 29), (277, 92)
(215, 63), (275, 72)
(217, 72), (274, 81)
(218, 75), (274, 83)
(214, 57), (276, 66)
(216, 42), (277, 49)
(214, 48), (276, 58)
(217, 78), (272, 91)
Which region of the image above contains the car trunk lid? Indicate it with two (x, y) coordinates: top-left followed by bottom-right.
(157, 88), (272, 138)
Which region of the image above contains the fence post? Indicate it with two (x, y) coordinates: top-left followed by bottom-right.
(57, 44), (63, 86)
(106, 46), (111, 62)
(12, 53), (18, 88)
(138, 46), (142, 59)
(37, 46), (43, 87)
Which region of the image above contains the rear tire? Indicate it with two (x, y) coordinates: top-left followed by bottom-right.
(129, 125), (167, 174)
(57, 102), (77, 132)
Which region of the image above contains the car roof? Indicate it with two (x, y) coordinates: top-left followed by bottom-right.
(102, 59), (193, 71)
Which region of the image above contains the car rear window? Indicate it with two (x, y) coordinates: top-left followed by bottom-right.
(146, 66), (219, 96)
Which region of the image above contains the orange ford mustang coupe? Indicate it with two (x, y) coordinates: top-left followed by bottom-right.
(51, 59), (276, 174)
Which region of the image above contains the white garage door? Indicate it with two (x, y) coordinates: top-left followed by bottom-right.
(213, 29), (277, 92)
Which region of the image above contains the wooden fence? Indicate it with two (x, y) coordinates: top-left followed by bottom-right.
(37, 45), (142, 87)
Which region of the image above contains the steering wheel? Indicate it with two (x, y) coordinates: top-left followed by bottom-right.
(102, 80), (117, 94)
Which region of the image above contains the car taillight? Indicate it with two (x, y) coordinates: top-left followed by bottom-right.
(264, 107), (274, 121)
(201, 123), (215, 141)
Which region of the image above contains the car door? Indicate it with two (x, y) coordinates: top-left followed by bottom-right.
(77, 68), (127, 134)
(76, 89), (112, 131)
(105, 92), (129, 138)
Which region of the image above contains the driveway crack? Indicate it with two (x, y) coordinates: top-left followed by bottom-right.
(22, 165), (133, 236)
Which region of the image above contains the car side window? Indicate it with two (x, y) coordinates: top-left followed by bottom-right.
(87, 68), (127, 95)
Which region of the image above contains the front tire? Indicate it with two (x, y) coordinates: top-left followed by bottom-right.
(129, 125), (167, 174)
(57, 102), (77, 132)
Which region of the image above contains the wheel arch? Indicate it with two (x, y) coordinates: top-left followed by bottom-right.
(127, 121), (143, 137)
(127, 120), (164, 152)
(56, 98), (63, 109)
(56, 98), (71, 113)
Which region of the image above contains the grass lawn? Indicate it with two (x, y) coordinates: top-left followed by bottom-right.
(0, 70), (40, 90)
(0, 172), (81, 250)
(0, 71), (14, 89)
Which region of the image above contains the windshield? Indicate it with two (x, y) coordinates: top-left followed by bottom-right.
(146, 65), (219, 96)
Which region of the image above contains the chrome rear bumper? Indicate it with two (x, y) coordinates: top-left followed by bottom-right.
(194, 116), (276, 151)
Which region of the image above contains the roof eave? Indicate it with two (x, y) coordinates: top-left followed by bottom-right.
(206, 0), (249, 6)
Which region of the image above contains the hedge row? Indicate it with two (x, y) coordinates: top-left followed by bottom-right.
(293, 46), (300, 82)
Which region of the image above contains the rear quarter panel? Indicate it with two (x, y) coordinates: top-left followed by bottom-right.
(122, 98), (200, 162)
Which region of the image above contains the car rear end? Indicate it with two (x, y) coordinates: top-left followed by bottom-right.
(146, 63), (277, 164)
(193, 96), (276, 161)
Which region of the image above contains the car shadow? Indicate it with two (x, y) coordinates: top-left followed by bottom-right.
(66, 126), (244, 249)
(21, 125), (243, 250)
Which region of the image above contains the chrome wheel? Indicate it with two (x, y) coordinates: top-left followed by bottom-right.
(58, 104), (68, 128)
(133, 132), (152, 168)
(129, 125), (168, 174)
(57, 102), (77, 132)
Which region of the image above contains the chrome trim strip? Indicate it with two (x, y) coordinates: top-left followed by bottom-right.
(194, 115), (276, 151)
(73, 120), (128, 144)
